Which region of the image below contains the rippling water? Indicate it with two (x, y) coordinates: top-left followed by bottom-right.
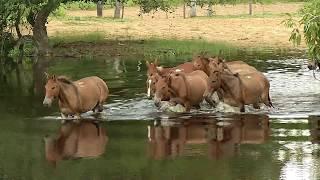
(1, 48), (320, 180)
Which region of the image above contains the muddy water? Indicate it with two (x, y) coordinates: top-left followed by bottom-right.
(1, 48), (320, 180)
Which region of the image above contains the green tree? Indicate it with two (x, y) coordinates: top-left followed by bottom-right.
(284, 0), (320, 66)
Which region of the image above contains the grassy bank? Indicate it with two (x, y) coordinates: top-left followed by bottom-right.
(51, 32), (239, 58)
(48, 2), (306, 57)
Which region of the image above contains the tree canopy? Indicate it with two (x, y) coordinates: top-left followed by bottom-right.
(284, 0), (320, 63)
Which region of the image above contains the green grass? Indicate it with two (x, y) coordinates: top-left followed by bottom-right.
(195, 12), (300, 19)
(50, 31), (107, 45)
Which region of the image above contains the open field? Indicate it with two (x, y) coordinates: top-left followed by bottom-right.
(48, 2), (306, 55)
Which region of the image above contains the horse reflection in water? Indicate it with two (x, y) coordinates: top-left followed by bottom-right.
(147, 114), (269, 160)
(44, 120), (108, 166)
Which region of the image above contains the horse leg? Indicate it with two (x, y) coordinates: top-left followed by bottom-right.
(253, 103), (260, 109)
(97, 103), (104, 112)
(184, 101), (191, 112)
(240, 104), (245, 112)
(204, 96), (216, 107)
(194, 104), (201, 109)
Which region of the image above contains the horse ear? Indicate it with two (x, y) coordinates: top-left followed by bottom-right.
(146, 60), (150, 67)
(51, 75), (56, 80)
(154, 59), (158, 66)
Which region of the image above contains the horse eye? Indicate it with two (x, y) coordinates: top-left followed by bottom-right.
(51, 87), (55, 90)
(175, 74), (179, 76)
(150, 73), (153, 76)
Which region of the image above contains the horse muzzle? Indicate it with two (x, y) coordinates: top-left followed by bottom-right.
(43, 97), (53, 107)
(154, 97), (161, 107)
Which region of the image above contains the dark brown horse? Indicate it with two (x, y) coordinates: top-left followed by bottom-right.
(207, 61), (273, 112)
(146, 60), (194, 98)
(44, 121), (107, 166)
(154, 70), (213, 111)
(43, 74), (109, 118)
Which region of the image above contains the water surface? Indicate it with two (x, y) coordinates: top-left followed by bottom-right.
(0, 47), (320, 180)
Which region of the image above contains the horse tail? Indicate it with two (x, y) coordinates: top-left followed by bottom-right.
(267, 93), (274, 108)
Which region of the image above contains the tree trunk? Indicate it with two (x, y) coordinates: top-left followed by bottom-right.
(183, 3), (186, 19)
(97, 1), (103, 17)
(207, 3), (213, 17)
(33, 12), (50, 56)
(249, 0), (253, 15)
(121, 4), (125, 19)
(190, 0), (197, 18)
(29, 0), (61, 56)
(114, 0), (122, 19)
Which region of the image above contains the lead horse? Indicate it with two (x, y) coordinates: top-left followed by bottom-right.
(43, 74), (109, 119)
(146, 59), (194, 98)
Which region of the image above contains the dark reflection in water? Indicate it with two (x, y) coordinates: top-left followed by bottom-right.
(44, 120), (107, 166)
(148, 114), (269, 160)
(309, 116), (320, 144)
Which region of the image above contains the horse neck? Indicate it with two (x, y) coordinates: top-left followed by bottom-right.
(57, 81), (81, 112)
(220, 72), (242, 99)
(170, 73), (190, 99)
(204, 64), (211, 76)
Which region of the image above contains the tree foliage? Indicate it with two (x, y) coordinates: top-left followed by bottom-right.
(284, 0), (320, 62)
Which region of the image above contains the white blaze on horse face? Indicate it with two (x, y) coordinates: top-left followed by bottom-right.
(175, 69), (182, 72)
(147, 79), (152, 98)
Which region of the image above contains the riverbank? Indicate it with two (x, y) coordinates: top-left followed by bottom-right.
(49, 3), (306, 57)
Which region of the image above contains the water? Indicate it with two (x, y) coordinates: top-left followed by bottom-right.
(1, 47), (320, 179)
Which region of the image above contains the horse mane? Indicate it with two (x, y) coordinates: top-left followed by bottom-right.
(56, 76), (81, 113)
(56, 76), (73, 84)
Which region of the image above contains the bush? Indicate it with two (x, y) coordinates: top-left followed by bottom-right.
(52, 3), (67, 17)
(64, 1), (97, 10)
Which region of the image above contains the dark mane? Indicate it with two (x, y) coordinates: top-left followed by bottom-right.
(57, 76), (73, 84)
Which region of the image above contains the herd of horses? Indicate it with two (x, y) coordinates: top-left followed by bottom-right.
(146, 55), (273, 112)
(43, 55), (273, 119)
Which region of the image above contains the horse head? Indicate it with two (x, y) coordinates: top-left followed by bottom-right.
(146, 59), (159, 77)
(43, 74), (60, 107)
(154, 75), (173, 107)
(192, 55), (210, 74)
(146, 73), (160, 99)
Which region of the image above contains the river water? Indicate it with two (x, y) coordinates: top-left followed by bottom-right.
(1, 47), (320, 180)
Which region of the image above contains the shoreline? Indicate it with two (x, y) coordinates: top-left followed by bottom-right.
(47, 3), (306, 57)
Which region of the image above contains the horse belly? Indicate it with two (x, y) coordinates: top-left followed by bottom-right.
(76, 79), (102, 112)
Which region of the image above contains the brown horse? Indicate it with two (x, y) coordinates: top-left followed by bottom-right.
(44, 121), (107, 166)
(43, 74), (109, 118)
(154, 70), (213, 111)
(192, 55), (257, 75)
(207, 61), (273, 112)
(146, 60), (194, 98)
